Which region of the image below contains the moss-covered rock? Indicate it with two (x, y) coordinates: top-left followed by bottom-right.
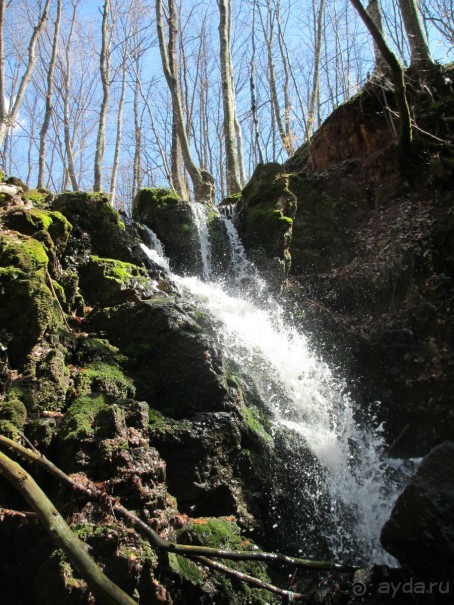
(235, 163), (296, 289)
(176, 518), (279, 604)
(288, 172), (355, 274)
(74, 361), (135, 401)
(79, 255), (156, 306)
(60, 393), (107, 443)
(0, 399), (27, 428)
(53, 191), (134, 263)
(88, 298), (234, 418)
(28, 347), (71, 412)
(2, 207), (71, 255)
(0, 234), (63, 366)
(132, 188), (201, 275)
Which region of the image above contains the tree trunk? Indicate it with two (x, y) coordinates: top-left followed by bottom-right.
(63, 2), (79, 191)
(167, 0), (186, 198)
(218, 0), (242, 195)
(307, 0), (326, 140)
(366, 0), (388, 74)
(156, 0), (213, 202)
(397, 0), (435, 77)
(94, 0), (111, 192)
(38, 0), (62, 188)
(110, 54), (127, 206)
(0, 0), (51, 149)
(0, 450), (137, 605)
(350, 0), (412, 161)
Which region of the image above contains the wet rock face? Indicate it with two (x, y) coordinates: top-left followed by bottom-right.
(381, 441), (454, 579)
(132, 187), (201, 275)
(234, 163), (296, 291)
(88, 298), (235, 418)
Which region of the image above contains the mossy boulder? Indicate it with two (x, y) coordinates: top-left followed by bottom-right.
(176, 518), (278, 604)
(132, 188), (201, 275)
(79, 255), (156, 306)
(235, 163), (296, 289)
(73, 361), (135, 401)
(2, 207), (71, 255)
(0, 399), (27, 428)
(0, 234), (63, 366)
(28, 347), (71, 412)
(53, 191), (134, 263)
(87, 298), (234, 418)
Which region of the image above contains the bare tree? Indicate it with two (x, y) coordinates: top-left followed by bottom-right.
(366, 0), (388, 74)
(38, 0), (62, 188)
(349, 0), (412, 160)
(218, 0), (242, 195)
(93, 0), (112, 192)
(397, 0), (435, 77)
(0, 0), (52, 149)
(307, 0), (326, 139)
(156, 0), (213, 202)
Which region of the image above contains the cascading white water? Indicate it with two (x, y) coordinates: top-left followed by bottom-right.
(189, 202), (212, 279)
(141, 225), (170, 271)
(139, 217), (405, 564)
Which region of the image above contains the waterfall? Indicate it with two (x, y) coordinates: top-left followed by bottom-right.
(140, 218), (406, 564)
(140, 225), (170, 271)
(189, 202), (212, 280)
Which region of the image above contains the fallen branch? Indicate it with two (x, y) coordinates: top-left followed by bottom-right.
(1, 434), (356, 573)
(0, 449), (137, 605)
(189, 553), (308, 601)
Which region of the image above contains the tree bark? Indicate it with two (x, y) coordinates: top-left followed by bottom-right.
(307, 0), (326, 140)
(0, 449), (137, 605)
(110, 54), (127, 206)
(38, 0), (62, 188)
(397, 0), (435, 77)
(63, 2), (79, 191)
(94, 0), (111, 192)
(350, 0), (412, 161)
(366, 0), (388, 74)
(218, 0), (242, 194)
(0, 0), (52, 148)
(156, 0), (213, 202)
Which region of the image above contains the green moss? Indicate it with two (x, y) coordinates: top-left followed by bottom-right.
(60, 393), (107, 442)
(74, 361), (135, 400)
(241, 407), (273, 446)
(0, 419), (19, 439)
(22, 188), (48, 207)
(75, 337), (127, 366)
(184, 518), (244, 549)
(89, 256), (147, 285)
(168, 553), (204, 584)
(0, 399), (27, 428)
(0, 234), (49, 273)
(180, 518), (278, 604)
(133, 187), (182, 213)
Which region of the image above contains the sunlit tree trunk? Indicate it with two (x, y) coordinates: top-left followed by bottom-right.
(307, 0), (326, 140)
(94, 0), (111, 192)
(397, 0), (435, 77)
(156, 0), (213, 202)
(350, 0), (412, 161)
(366, 0), (388, 74)
(38, 0), (62, 188)
(110, 53), (127, 206)
(0, 0), (51, 148)
(218, 0), (242, 194)
(63, 2), (79, 191)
